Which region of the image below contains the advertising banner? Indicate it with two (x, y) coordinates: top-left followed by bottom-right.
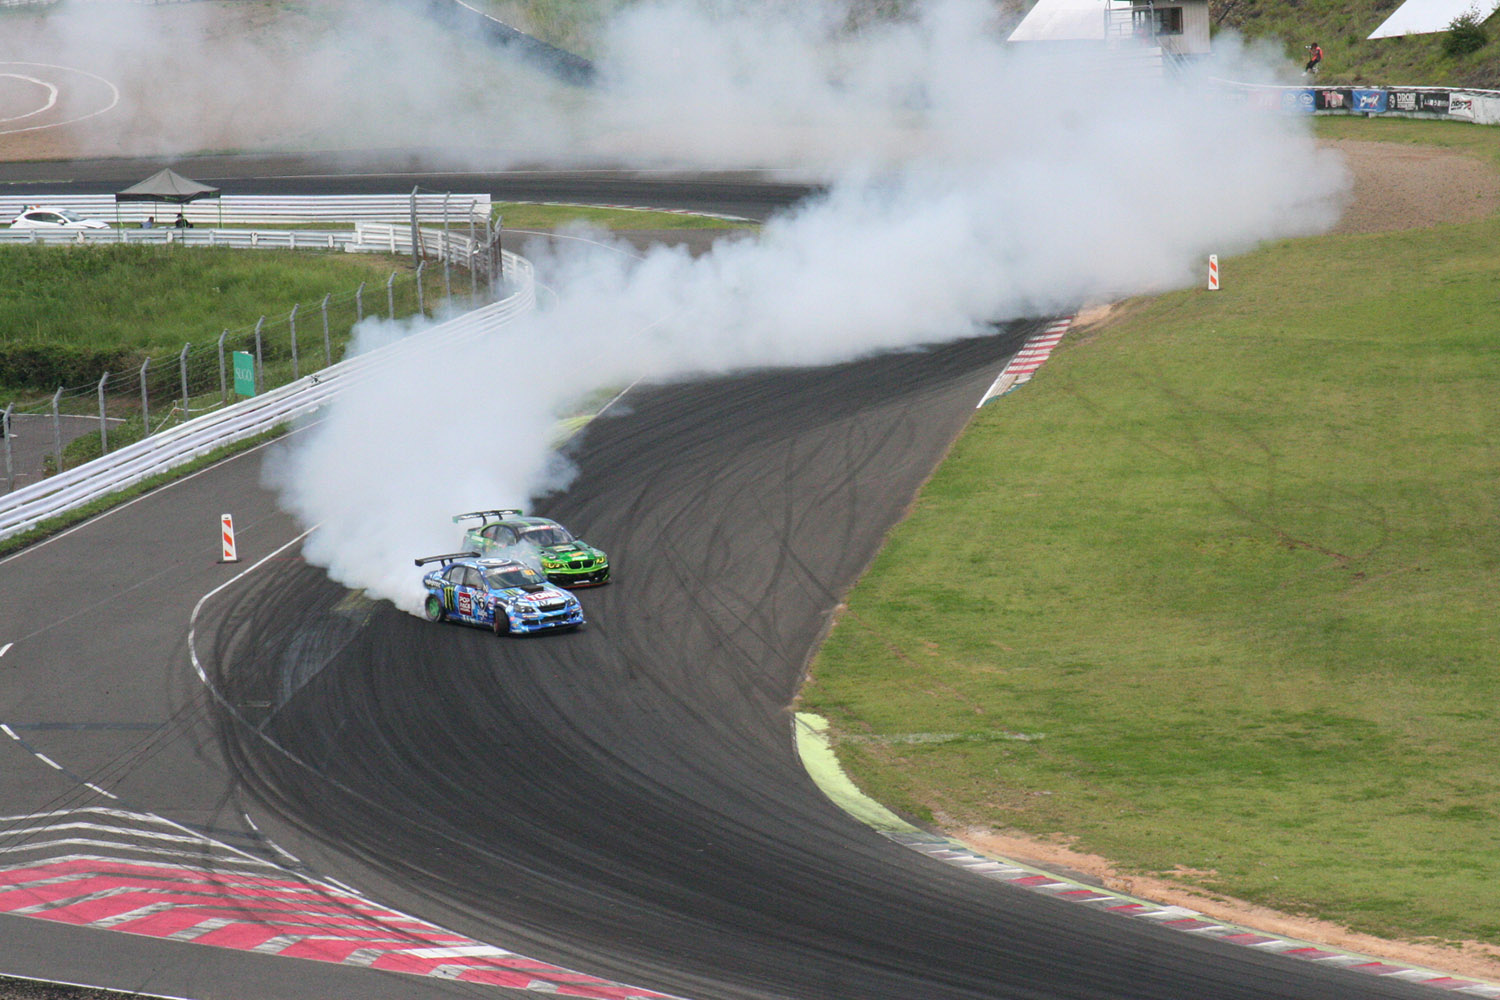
(1246, 89), (1283, 111)
(1419, 90), (1451, 113)
(1448, 92), (1476, 119)
(1315, 88), (1354, 110)
(1352, 89), (1388, 113)
(1387, 90), (1422, 113)
(1282, 89), (1317, 113)
(232, 351), (256, 398)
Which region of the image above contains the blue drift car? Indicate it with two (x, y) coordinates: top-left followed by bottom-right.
(415, 552), (584, 635)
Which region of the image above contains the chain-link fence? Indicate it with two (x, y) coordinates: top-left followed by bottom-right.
(2, 220), (511, 494)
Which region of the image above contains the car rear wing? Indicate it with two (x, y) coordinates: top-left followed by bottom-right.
(452, 509), (523, 524)
(414, 551), (481, 567)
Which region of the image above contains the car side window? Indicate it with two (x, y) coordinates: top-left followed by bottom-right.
(463, 567), (485, 589)
(444, 565), (466, 585)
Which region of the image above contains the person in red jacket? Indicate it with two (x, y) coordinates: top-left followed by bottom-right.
(1304, 42), (1324, 74)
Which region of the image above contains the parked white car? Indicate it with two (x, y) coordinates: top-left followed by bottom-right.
(7, 206), (110, 230)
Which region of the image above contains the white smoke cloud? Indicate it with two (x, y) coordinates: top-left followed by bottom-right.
(260, 0), (1348, 612)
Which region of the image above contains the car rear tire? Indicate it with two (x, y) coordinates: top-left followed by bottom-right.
(424, 595), (446, 622)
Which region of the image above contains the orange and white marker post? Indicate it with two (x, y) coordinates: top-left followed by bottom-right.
(1208, 254), (1220, 291)
(220, 513), (239, 563)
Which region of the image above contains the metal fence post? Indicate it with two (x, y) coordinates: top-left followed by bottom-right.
(441, 192), (451, 301)
(494, 214), (503, 288)
(139, 358), (151, 435)
(179, 342), (191, 418)
(355, 282), (364, 324)
(469, 202), (478, 300)
(289, 304), (300, 379)
(321, 294), (331, 366)
(387, 271), (396, 320)
(218, 330), (228, 404)
(51, 388), (62, 473)
(409, 185), (421, 270)
(253, 316), (265, 394)
(3, 403), (13, 494)
(97, 372), (110, 455)
(484, 213), (493, 292)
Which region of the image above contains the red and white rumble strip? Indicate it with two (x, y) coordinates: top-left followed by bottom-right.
(886, 831), (1500, 997)
(0, 808), (676, 999)
(977, 317), (1073, 406)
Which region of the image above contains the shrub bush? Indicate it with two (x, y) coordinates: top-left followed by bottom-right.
(1446, 10), (1489, 55)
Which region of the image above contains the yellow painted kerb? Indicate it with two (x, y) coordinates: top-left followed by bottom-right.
(793, 712), (918, 834)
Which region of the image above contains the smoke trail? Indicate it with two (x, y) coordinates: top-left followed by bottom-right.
(265, 0), (1348, 611)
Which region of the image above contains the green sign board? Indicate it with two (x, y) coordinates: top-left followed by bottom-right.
(232, 351), (256, 398)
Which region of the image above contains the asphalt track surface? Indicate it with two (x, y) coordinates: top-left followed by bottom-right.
(0, 159), (1439, 1000)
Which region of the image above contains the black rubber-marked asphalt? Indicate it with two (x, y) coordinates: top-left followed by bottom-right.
(0, 160), (1439, 1000)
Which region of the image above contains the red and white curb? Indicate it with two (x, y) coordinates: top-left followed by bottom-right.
(886, 832), (1500, 996)
(0, 808), (678, 999)
(794, 713), (1500, 997)
(977, 317), (1073, 407)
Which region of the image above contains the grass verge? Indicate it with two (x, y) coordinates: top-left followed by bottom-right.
(0, 245), (428, 378)
(496, 201), (745, 230)
(799, 121), (1500, 949)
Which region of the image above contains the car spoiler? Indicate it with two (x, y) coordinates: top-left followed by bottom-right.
(414, 551), (481, 567)
(452, 509), (523, 524)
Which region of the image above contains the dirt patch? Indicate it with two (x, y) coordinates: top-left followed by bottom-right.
(954, 826), (1500, 982)
(1324, 138), (1500, 234)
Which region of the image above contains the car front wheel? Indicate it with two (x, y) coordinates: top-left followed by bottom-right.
(493, 610), (511, 636)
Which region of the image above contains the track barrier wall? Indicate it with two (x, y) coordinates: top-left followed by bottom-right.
(1225, 81), (1500, 123)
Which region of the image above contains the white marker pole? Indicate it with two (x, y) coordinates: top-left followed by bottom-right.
(1208, 254), (1220, 291)
(220, 514), (239, 563)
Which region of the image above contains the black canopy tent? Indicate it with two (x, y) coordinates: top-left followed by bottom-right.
(114, 168), (222, 229)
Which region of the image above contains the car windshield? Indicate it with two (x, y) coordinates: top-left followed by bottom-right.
(54, 209), (87, 222)
(519, 525), (573, 546)
(484, 566), (546, 589)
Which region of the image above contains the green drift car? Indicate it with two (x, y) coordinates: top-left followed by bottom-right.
(453, 509), (611, 588)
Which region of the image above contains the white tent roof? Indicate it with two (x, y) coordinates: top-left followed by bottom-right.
(1009, 0), (1108, 41)
(1369, 0), (1500, 38)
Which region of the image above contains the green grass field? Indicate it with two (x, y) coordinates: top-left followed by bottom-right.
(800, 118), (1500, 949)
(0, 244), (421, 363)
(1217, 0), (1500, 89)
(497, 201), (743, 230)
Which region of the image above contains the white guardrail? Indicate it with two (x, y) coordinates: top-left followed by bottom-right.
(0, 251), (534, 541)
(0, 193), (491, 226)
(0, 222), (484, 258)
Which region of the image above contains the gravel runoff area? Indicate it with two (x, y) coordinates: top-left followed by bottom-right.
(1326, 138), (1500, 234)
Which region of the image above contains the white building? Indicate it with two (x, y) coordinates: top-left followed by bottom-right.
(1009, 0), (1212, 59)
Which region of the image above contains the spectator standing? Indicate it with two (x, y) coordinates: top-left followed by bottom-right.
(173, 212), (193, 229)
(142, 216), (154, 229)
(1305, 42), (1323, 74)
